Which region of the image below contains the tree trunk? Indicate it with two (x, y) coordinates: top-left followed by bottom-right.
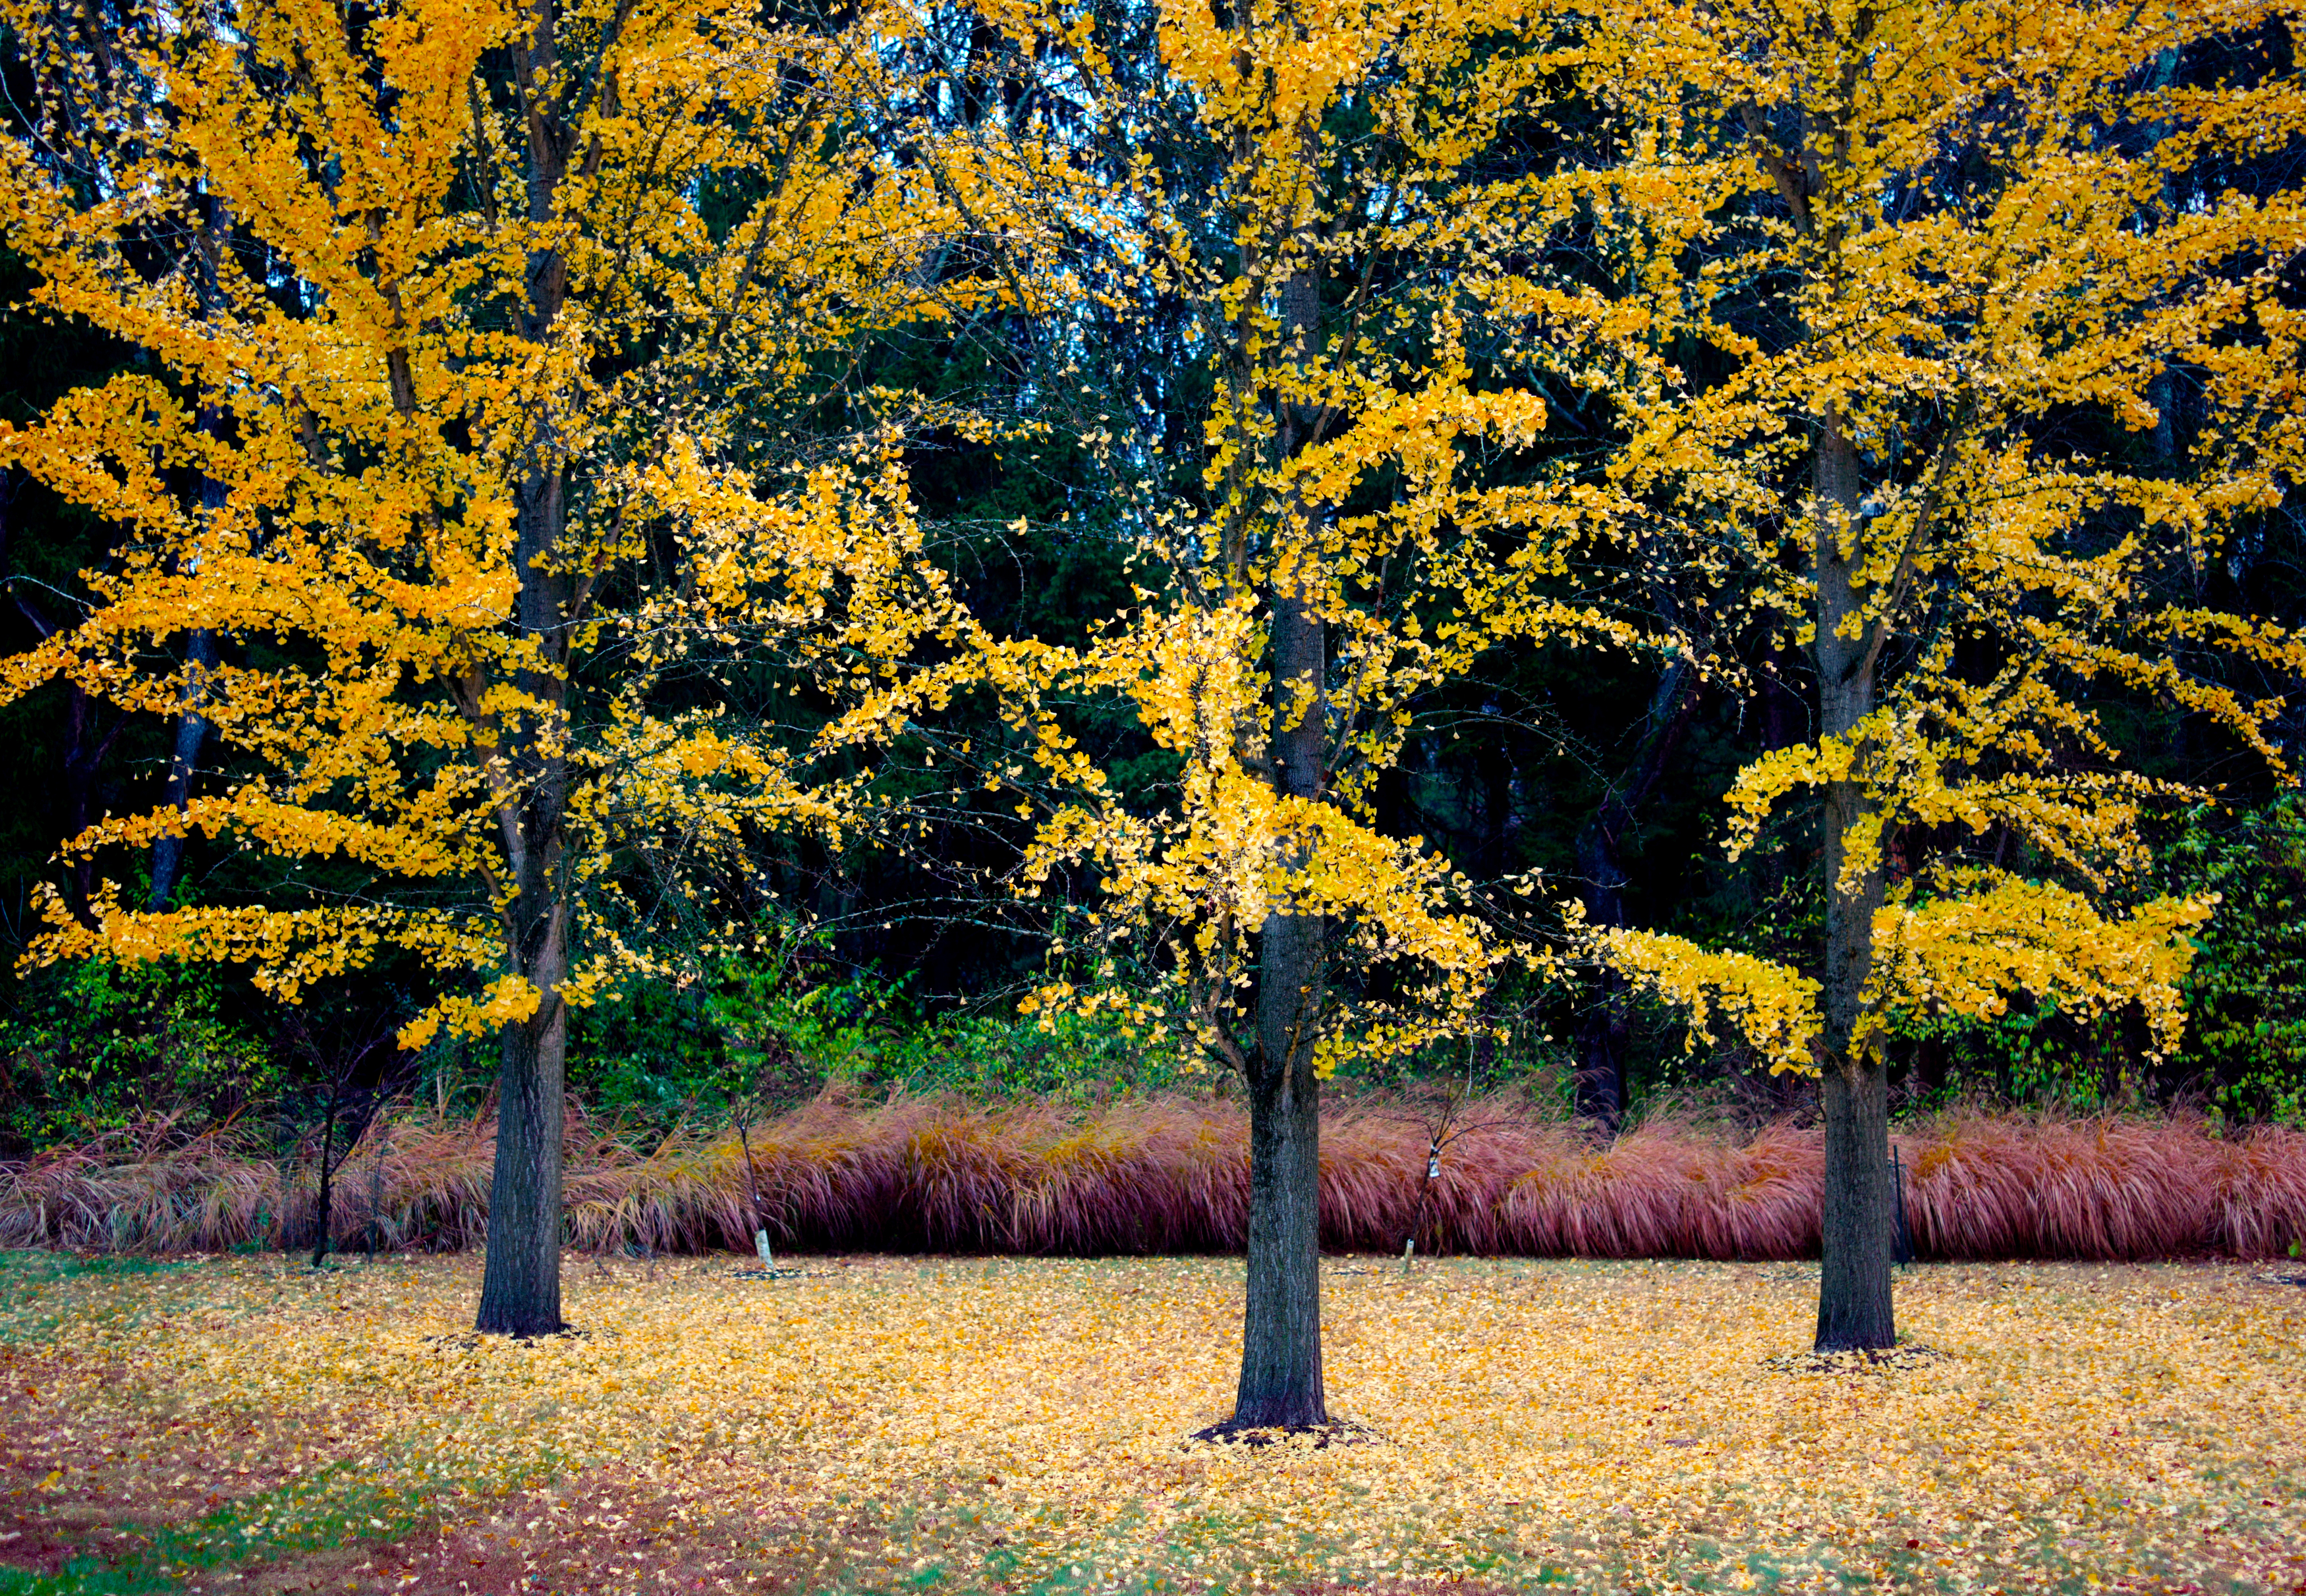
(477, 995), (567, 1333)
(1573, 799), (1631, 1127)
(59, 681), (113, 929)
(367, 1109), (389, 1259)
(1236, 1004), (1324, 1425)
(311, 1101), (337, 1269)
(1232, 578), (1328, 1430)
(151, 214), (235, 914)
(1572, 960), (1630, 1129)
(1573, 657), (1699, 1128)
(150, 628), (216, 911)
(473, 9), (578, 1337)
(474, 496), (573, 1336)
(1811, 408), (1896, 1352)
(1817, 1049), (1894, 1345)
(474, 443), (571, 1336)
(3, 496), (119, 933)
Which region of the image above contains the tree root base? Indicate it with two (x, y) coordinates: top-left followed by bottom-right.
(1187, 1417), (1385, 1448)
(1764, 1342), (1946, 1375)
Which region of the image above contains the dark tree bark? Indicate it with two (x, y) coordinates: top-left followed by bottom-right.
(1741, 27), (1899, 1353)
(469, 1), (597, 1337)
(150, 224), (236, 914)
(1210, 198), (1333, 1427)
(472, 328), (575, 1336)
(1751, 647), (1809, 905)
(1572, 959), (1631, 1128)
(1913, 1033), (1948, 1098)
(1811, 410), (1896, 1352)
(1233, 578), (1329, 1429)
(477, 996), (567, 1332)
(293, 1007), (403, 1269)
(148, 626), (215, 911)
(3, 493), (121, 933)
(366, 1111), (389, 1259)
(1758, 648), (1807, 754)
(1573, 658), (1700, 1127)
(1473, 721), (1519, 881)
(57, 682), (121, 929)
(311, 1097), (339, 1268)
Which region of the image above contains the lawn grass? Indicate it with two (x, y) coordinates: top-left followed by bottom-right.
(0, 1250), (2297, 1593)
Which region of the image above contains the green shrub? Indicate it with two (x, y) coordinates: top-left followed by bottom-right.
(1882, 997), (2141, 1114)
(2164, 795), (2306, 1126)
(0, 958), (274, 1149)
(566, 912), (1191, 1126)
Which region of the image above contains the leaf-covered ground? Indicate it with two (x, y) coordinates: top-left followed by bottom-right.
(0, 1251), (2299, 1594)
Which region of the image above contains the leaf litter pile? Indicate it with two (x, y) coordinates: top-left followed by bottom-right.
(0, 1252), (2299, 1594)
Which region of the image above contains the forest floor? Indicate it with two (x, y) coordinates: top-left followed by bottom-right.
(0, 1251), (2297, 1596)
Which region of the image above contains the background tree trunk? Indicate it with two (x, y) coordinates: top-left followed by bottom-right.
(150, 240), (233, 914)
(3, 493), (121, 932)
(310, 1099), (337, 1269)
(1573, 657), (1700, 1126)
(1812, 410), (1896, 1352)
(149, 627), (215, 911)
(59, 681), (122, 927)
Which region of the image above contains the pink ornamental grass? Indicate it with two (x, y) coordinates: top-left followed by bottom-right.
(0, 1093), (2298, 1262)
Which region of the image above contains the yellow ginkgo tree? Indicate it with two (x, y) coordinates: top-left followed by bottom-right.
(941, 0), (1646, 1428)
(0, 0), (990, 1333)
(1575, 0), (2306, 1347)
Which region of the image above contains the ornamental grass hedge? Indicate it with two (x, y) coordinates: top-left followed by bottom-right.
(3, 1093), (2301, 1262)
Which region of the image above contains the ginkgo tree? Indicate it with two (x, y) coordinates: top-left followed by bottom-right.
(934, 0), (1650, 1428)
(1575, 0), (2306, 1348)
(0, 0), (999, 1333)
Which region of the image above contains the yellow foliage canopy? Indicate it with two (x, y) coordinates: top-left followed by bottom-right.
(1567, 0), (2306, 1067)
(0, 0), (989, 1044)
(955, 0), (1656, 1075)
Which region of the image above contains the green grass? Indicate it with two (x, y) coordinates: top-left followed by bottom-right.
(0, 1251), (206, 1344)
(0, 1462), (444, 1595)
